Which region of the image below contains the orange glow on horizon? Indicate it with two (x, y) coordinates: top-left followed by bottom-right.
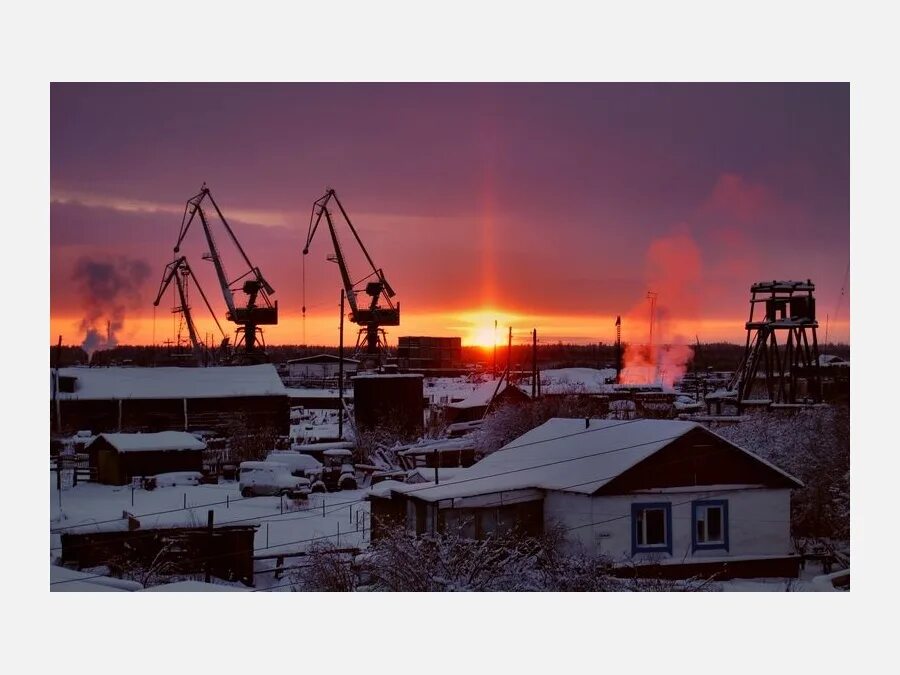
(50, 308), (851, 350)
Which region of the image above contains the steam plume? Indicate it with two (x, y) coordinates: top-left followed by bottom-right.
(72, 257), (151, 359)
(619, 228), (697, 389)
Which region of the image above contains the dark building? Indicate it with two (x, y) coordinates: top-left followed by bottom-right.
(50, 364), (290, 436)
(396, 336), (462, 370)
(352, 374), (424, 437)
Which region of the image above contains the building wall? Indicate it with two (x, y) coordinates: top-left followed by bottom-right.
(53, 395), (290, 435)
(353, 375), (424, 437)
(397, 336), (462, 369)
(543, 487), (793, 562)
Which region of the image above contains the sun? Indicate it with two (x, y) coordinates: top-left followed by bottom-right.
(457, 309), (522, 348)
(469, 325), (498, 349)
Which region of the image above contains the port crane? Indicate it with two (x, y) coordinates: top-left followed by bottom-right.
(303, 188), (399, 365)
(152, 256), (229, 365)
(171, 184), (278, 364)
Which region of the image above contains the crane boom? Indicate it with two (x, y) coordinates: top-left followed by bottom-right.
(303, 188), (399, 361)
(167, 184), (278, 363)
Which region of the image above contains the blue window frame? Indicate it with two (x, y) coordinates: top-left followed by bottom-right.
(631, 502), (673, 555)
(692, 499), (729, 552)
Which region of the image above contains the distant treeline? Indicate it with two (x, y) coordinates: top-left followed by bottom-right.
(50, 341), (851, 372)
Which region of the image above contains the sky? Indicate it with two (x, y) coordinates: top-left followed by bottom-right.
(50, 83), (849, 350)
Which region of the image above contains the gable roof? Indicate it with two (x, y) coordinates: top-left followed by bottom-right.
(389, 418), (801, 503)
(447, 378), (528, 410)
(51, 364), (287, 400)
(91, 431), (207, 453)
(287, 354), (360, 365)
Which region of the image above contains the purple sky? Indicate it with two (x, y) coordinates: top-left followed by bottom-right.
(50, 83), (849, 346)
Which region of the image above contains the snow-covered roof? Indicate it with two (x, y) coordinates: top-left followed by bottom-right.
(397, 438), (475, 456)
(523, 367), (617, 395)
(287, 354), (360, 365)
(352, 373), (424, 380)
(406, 467), (468, 483)
(385, 417), (801, 503)
(50, 565), (143, 592)
(447, 379), (515, 409)
(284, 387), (350, 399)
(52, 364), (288, 400)
(140, 581), (249, 592)
(91, 431), (206, 453)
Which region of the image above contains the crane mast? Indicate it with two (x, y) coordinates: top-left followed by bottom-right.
(152, 256), (227, 365)
(303, 188), (399, 365)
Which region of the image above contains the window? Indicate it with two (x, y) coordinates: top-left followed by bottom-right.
(631, 502), (672, 555)
(692, 500), (729, 551)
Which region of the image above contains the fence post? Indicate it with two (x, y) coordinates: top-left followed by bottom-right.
(337, 521), (340, 547)
(322, 499), (326, 518)
(183, 493), (187, 510)
(226, 494), (229, 509)
(205, 510), (214, 583)
(266, 522), (269, 548)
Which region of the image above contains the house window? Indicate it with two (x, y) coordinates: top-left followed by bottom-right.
(692, 500), (729, 551)
(631, 502), (672, 555)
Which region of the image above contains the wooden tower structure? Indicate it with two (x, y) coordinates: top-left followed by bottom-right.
(729, 280), (822, 409)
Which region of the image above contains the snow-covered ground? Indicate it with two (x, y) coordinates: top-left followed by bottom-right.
(50, 474), (371, 590)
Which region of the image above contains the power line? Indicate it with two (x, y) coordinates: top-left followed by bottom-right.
(51, 418), (645, 535)
(49, 418), (796, 585)
(51, 440), (790, 585)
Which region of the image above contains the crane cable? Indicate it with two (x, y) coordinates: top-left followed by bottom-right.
(302, 253), (307, 346)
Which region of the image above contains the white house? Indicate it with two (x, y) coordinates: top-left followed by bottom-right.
(367, 418), (803, 579)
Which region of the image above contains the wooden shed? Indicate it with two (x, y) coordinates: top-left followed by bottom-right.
(87, 432), (206, 485)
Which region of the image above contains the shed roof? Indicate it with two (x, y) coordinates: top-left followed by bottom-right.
(51, 364), (287, 400)
(447, 379), (525, 409)
(384, 418), (801, 503)
(91, 431), (206, 453)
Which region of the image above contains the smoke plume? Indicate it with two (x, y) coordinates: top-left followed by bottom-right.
(619, 228), (698, 389)
(72, 257), (151, 358)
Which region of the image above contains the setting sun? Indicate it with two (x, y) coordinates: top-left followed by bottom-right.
(454, 310), (523, 348)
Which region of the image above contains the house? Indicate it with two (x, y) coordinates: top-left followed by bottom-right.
(285, 354), (359, 383)
(86, 431), (206, 485)
(367, 418), (804, 579)
(443, 378), (531, 423)
(50, 364), (290, 435)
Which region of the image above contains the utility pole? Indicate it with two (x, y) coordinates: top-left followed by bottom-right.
(338, 289), (345, 440)
(54, 335), (62, 433)
(647, 291), (658, 351)
(493, 319), (497, 376)
(507, 326), (513, 382)
(647, 291), (658, 382)
(205, 509), (214, 583)
(615, 315), (622, 384)
(532, 328), (537, 399)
